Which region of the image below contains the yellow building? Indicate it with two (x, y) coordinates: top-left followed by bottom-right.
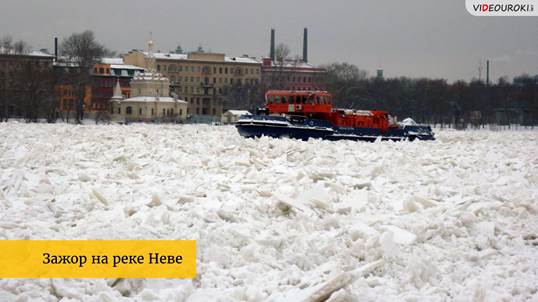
(123, 51), (261, 117)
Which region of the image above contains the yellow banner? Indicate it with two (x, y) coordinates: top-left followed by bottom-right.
(0, 240), (196, 278)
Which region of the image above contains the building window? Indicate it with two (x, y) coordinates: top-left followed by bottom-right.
(151, 108), (154, 115)
(179, 109), (183, 115)
(157, 65), (161, 71)
(163, 109), (166, 116)
(126, 106), (132, 114)
(171, 108), (174, 115)
(219, 67), (222, 74)
(118, 108), (121, 114)
(139, 108), (142, 115)
(225, 67), (228, 74)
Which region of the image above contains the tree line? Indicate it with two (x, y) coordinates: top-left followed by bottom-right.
(322, 63), (538, 127)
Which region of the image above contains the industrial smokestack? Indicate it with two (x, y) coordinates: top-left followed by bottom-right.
(54, 37), (58, 61)
(270, 29), (275, 61)
(486, 60), (490, 85)
(303, 28), (308, 63)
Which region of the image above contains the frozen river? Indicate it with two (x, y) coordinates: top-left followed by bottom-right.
(0, 123), (537, 301)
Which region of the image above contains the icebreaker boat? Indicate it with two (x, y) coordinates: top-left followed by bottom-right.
(236, 90), (434, 141)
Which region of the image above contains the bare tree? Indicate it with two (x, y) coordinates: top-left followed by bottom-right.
(275, 43), (290, 64)
(1, 35), (13, 53)
(60, 30), (107, 123)
(13, 40), (29, 54)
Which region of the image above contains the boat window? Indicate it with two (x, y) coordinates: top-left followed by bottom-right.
(282, 96), (287, 104)
(302, 96), (307, 104)
(316, 96), (321, 104)
(267, 95), (274, 104)
(275, 96), (281, 104)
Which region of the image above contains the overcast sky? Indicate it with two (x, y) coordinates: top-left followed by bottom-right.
(1, 0), (537, 81)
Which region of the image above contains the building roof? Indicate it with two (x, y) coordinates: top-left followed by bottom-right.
(110, 64), (144, 70)
(225, 110), (251, 116)
(102, 57), (124, 64)
(132, 72), (169, 81)
(0, 49), (54, 58)
(120, 96), (187, 104)
(134, 51), (260, 65)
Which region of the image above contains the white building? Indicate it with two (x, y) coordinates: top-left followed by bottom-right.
(110, 73), (188, 123)
(221, 110), (251, 124)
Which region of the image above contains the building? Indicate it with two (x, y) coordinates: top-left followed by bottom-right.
(261, 58), (327, 92)
(0, 50), (55, 119)
(110, 72), (188, 123)
(221, 110), (251, 124)
(55, 57), (145, 120)
(90, 58), (144, 114)
(261, 28), (327, 93)
(123, 49), (262, 118)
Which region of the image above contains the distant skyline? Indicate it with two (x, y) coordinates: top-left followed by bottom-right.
(1, 0), (537, 82)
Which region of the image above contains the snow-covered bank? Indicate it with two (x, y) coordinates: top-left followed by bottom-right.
(0, 123), (537, 301)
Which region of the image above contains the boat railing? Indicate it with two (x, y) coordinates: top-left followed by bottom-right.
(239, 115), (288, 122)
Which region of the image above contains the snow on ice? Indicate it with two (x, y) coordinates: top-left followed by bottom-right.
(0, 123), (537, 301)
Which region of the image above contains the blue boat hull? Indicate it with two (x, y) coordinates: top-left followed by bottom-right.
(236, 115), (435, 141)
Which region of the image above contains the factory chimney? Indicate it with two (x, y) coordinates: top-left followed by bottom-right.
(270, 29), (275, 61)
(54, 37), (58, 62)
(303, 28), (308, 63)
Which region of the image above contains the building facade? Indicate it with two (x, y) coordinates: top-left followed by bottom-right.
(110, 73), (188, 123)
(0, 50), (55, 120)
(261, 57), (327, 93)
(91, 58), (144, 114)
(123, 51), (262, 117)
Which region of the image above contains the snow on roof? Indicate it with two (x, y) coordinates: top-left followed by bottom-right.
(133, 72), (169, 81)
(225, 110), (251, 116)
(27, 50), (55, 58)
(151, 52), (188, 60)
(110, 64), (144, 70)
(273, 61), (319, 69)
(137, 51), (259, 64)
(102, 57), (124, 64)
(121, 96), (187, 103)
(224, 56), (259, 64)
(0, 49), (54, 58)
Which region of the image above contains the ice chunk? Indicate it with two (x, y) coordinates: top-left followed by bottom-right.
(380, 225), (417, 245)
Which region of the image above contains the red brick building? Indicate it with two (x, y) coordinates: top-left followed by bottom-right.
(261, 58), (327, 93)
(260, 28), (327, 94)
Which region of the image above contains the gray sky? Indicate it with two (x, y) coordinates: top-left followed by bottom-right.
(1, 0), (537, 81)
